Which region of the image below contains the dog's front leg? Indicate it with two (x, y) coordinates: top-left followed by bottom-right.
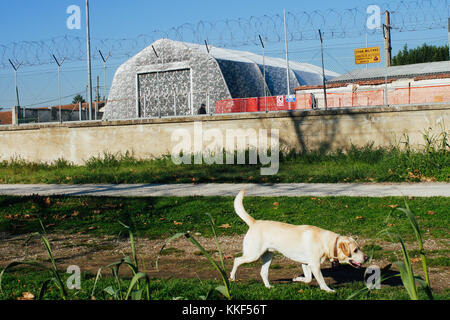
(309, 264), (335, 293)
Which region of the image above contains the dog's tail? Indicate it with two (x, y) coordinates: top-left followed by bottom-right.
(234, 189), (256, 227)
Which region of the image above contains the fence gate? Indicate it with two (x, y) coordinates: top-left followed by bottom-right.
(138, 68), (191, 117)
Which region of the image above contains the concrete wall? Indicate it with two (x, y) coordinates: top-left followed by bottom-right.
(0, 104), (448, 164)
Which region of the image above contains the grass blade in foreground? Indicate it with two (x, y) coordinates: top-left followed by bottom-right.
(0, 221), (68, 300)
(185, 233), (231, 300)
(157, 213), (232, 300)
(396, 201), (432, 299)
(348, 200), (436, 300)
(125, 272), (151, 300)
(36, 231), (67, 299)
(381, 200), (434, 300)
(0, 261), (48, 294)
(91, 222), (151, 300)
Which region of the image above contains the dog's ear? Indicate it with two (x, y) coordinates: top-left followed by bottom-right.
(339, 241), (351, 257)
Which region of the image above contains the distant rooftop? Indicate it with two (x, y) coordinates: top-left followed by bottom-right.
(0, 111), (12, 125)
(328, 60), (450, 84)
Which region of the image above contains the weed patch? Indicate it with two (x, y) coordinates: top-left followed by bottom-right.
(0, 143), (448, 184)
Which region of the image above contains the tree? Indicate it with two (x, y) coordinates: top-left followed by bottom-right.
(72, 94), (85, 104)
(392, 43), (449, 66)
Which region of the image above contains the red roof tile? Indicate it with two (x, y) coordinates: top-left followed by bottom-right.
(0, 111), (12, 125)
(295, 73), (450, 91)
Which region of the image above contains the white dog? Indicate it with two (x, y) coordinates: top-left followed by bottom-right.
(230, 189), (368, 292)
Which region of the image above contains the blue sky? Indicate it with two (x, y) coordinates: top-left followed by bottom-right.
(0, 0), (449, 110)
(1, 0), (364, 41)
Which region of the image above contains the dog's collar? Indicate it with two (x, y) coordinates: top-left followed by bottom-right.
(332, 235), (340, 265)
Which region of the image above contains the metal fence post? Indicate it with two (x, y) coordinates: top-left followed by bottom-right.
(384, 77), (388, 106)
(12, 106), (18, 125)
(319, 29), (328, 110)
(79, 102), (82, 121)
(143, 96), (146, 118)
(158, 95), (161, 118)
(173, 93), (177, 116)
(408, 82), (411, 105)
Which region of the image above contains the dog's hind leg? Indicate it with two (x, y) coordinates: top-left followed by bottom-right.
(293, 264), (312, 283)
(260, 251), (274, 288)
(230, 232), (262, 281)
(230, 253), (261, 281)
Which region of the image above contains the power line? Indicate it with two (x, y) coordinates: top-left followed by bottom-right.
(21, 90), (85, 108)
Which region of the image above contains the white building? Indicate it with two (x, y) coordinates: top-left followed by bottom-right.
(295, 60), (450, 108)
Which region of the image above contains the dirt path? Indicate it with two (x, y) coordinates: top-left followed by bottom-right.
(0, 231), (448, 293)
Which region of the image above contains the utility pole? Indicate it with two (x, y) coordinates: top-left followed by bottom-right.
(319, 29), (328, 110)
(383, 10), (392, 67)
(9, 59), (22, 108)
(96, 75), (100, 120)
(448, 18), (450, 59)
(383, 10), (392, 105)
(366, 32), (369, 69)
(283, 9), (291, 101)
(52, 55), (65, 123)
(448, 0), (450, 59)
(9, 59), (22, 124)
(99, 50), (110, 102)
(86, 0), (93, 120)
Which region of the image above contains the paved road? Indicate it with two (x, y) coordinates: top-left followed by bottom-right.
(0, 183), (448, 197)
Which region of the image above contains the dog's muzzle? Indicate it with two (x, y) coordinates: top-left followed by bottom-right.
(348, 255), (368, 268)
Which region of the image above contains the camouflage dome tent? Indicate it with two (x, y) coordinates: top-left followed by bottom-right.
(103, 38), (339, 120)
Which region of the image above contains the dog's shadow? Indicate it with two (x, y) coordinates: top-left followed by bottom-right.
(274, 264), (403, 287)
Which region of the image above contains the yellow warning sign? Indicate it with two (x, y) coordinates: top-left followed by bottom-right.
(354, 47), (381, 64)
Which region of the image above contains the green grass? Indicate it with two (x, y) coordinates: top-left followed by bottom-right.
(0, 196), (448, 301)
(0, 144), (448, 184)
(1, 269), (448, 300)
(364, 247), (450, 265)
(426, 256), (450, 267)
(0, 195), (448, 241)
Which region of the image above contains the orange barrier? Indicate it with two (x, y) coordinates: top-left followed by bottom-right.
(327, 90), (385, 108)
(215, 84), (450, 113)
(215, 95), (312, 113)
(389, 84), (450, 104)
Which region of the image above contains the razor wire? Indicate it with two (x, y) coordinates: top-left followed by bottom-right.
(0, 0), (448, 69)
